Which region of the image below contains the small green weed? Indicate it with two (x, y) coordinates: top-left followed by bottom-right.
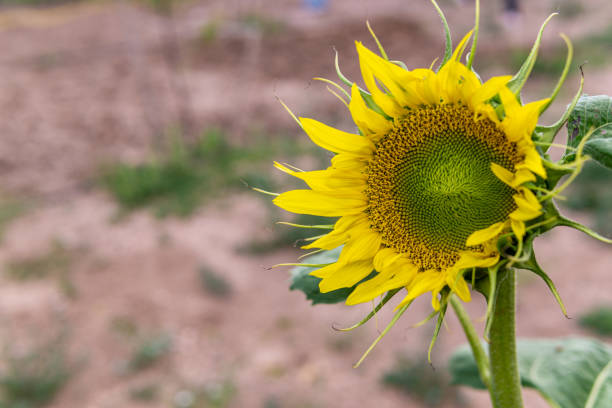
(262, 397), (281, 408)
(0, 337), (71, 408)
(102, 128), (303, 217)
(199, 20), (220, 44)
(6, 243), (70, 280)
(129, 383), (159, 402)
(5, 242), (77, 298)
(126, 334), (172, 372)
(110, 316), (139, 338)
(102, 135), (204, 217)
(199, 267), (232, 298)
(173, 380), (236, 408)
(579, 305), (612, 336)
(382, 355), (461, 407)
(239, 13), (285, 36)
(0, 197), (27, 242)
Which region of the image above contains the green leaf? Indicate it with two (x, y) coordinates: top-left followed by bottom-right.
(580, 306), (612, 336)
(565, 95), (612, 169)
(583, 136), (612, 168)
(289, 247), (375, 305)
(507, 13), (556, 96)
(449, 338), (612, 408)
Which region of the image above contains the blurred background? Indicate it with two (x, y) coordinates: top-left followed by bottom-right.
(0, 0), (610, 407)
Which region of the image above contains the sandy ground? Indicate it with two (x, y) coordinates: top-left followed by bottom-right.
(0, 0), (610, 407)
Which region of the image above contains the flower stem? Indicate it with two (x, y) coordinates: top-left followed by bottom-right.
(450, 295), (491, 390)
(489, 268), (524, 408)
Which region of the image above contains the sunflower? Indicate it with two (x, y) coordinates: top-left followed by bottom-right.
(273, 30), (550, 311)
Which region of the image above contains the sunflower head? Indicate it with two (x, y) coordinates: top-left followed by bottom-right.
(274, 24), (554, 308)
(270, 1), (595, 360)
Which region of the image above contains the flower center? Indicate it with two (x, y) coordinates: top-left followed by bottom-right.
(365, 104), (522, 270)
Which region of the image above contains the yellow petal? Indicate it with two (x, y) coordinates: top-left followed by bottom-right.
(300, 117), (374, 155)
(338, 228), (382, 263)
(345, 270), (394, 305)
(519, 98), (550, 132)
(512, 168), (537, 186)
(513, 187), (542, 213)
(355, 42), (403, 116)
(449, 275), (471, 303)
(501, 94), (549, 145)
(355, 42), (417, 108)
(349, 84), (392, 135)
(508, 195), (542, 221)
(310, 260), (340, 279)
(274, 190), (366, 216)
(373, 248), (403, 272)
(404, 68), (440, 105)
(470, 75), (512, 107)
(516, 148), (546, 178)
(274, 162), (365, 191)
(454, 251), (500, 270)
(331, 153), (368, 170)
(498, 86), (522, 118)
(318, 260), (374, 292)
(490, 162), (514, 187)
(466, 221), (505, 246)
(301, 215), (361, 250)
(452, 30), (474, 62)
(437, 60), (480, 104)
(403, 272), (445, 305)
(509, 205), (541, 221)
(346, 263), (417, 305)
(301, 231), (346, 250)
(491, 163), (536, 189)
(511, 219), (526, 240)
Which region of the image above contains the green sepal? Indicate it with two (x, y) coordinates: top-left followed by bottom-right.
(334, 49), (353, 88)
(289, 247), (376, 305)
(483, 261), (509, 341)
(354, 301), (412, 368)
(366, 21), (389, 61)
(466, 0), (480, 70)
(507, 13), (557, 97)
(428, 290), (449, 364)
(333, 48), (390, 118)
(555, 215), (612, 245)
(564, 94), (612, 169)
(277, 222), (333, 229)
(391, 60), (408, 70)
(543, 159), (575, 189)
(469, 268), (492, 302)
(515, 236), (568, 317)
(449, 338), (612, 408)
(538, 34), (573, 115)
(334, 288), (401, 331)
(535, 68), (584, 152)
(429, 0), (452, 70)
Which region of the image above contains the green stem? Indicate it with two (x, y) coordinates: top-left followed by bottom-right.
(489, 268), (524, 408)
(450, 295), (491, 390)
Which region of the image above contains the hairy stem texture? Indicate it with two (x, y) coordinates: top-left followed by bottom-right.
(489, 268), (524, 408)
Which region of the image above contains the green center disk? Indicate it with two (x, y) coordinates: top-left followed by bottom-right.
(393, 131), (516, 251)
